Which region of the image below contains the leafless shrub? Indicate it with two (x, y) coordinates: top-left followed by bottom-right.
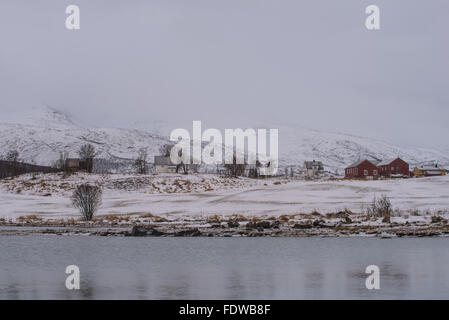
(134, 148), (148, 174)
(71, 184), (102, 221)
(159, 144), (173, 157)
(366, 194), (393, 219)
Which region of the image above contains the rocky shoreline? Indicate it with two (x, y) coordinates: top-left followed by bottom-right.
(1, 214), (448, 238)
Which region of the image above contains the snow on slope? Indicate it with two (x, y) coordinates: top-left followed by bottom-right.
(1, 106), (448, 172)
(276, 124), (449, 173)
(0, 106), (169, 167)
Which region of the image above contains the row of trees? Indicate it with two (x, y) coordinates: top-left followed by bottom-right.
(2, 143), (261, 178)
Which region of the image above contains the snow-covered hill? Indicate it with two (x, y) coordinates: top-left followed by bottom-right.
(1, 106), (448, 173)
(0, 107), (169, 169)
(276, 125), (449, 174)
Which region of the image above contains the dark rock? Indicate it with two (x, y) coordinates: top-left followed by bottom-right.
(246, 220), (276, 230)
(174, 228), (201, 237)
(326, 211), (348, 219)
(312, 219), (325, 227)
(382, 216), (391, 223)
(293, 222), (312, 229)
(270, 220), (280, 229)
(344, 216), (352, 224)
(130, 226), (147, 236)
(431, 216), (447, 224)
(246, 222), (256, 229)
(248, 232), (264, 237)
(147, 228), (165, 236)
(227, 221), (240, 228)
(256, 221), (271, 229)
(129, 226), (164, 237)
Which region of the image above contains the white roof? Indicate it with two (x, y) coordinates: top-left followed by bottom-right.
(417, 166), (443, 171)
(345, 159), (374, 169)
(377, 158), (399, 166)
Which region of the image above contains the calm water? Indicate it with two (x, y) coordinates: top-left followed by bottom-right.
(0, 235), (448, 299)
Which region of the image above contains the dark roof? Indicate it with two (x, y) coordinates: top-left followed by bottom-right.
(304, 160), (324, 170)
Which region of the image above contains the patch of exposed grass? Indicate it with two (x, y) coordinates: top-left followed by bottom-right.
(139, 212), (168, 222)
(207, 214), (224, 223)
(17, 215), (43, 223)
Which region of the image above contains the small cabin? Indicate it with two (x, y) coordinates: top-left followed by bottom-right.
(65, 158), (89, 172)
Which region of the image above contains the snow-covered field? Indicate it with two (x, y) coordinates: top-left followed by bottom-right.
(0, 172), (448, 220)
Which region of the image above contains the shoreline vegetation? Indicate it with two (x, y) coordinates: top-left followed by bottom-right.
(1, 211), (448, 237)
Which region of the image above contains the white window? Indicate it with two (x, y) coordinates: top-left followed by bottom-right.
(364, 170), (368, 176)
(391, 167), (394, 171)
(373, 170), (378, 175)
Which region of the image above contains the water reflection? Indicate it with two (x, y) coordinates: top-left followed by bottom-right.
(0, 236), (448, 299)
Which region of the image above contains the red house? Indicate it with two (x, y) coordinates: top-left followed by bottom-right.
(345, 159), (379, 179)
(377, 157), (409, 177)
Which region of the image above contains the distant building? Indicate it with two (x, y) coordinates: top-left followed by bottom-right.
(65, 158), (89, 172)
(413, 164), (446, 177)
(345, 159), (379, 179)
(303, 160), (324, 178)
(154, 156), (177, 174)
(377, 157), (409, 177)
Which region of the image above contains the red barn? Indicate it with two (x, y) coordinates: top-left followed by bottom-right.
(345, 159), (379, 179)
(377, 157), (409, 177)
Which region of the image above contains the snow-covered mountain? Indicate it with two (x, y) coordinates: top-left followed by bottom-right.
(1, 106), (448, 173)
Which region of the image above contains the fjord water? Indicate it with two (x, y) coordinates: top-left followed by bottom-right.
(0, 236), (448, 299)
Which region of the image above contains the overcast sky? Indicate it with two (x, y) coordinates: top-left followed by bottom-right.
(0, 0), (448, 149)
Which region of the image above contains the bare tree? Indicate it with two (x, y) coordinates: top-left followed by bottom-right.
(78, 144), (96, 173)
(5, 150), (19, 163)
(159, 144), (173, 157)
(224, 155), (246, 177)
(4, 150), (20, 177)
(134, 148), (148, 174)
(53, 151), (69, 171)
(71, 184), (102, 221)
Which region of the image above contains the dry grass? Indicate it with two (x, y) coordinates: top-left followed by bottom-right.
(228, 214), (247, 222)
(139, 212), (168, 222)
(207, 214), (223, 223)
(17, 215), (43, 223)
